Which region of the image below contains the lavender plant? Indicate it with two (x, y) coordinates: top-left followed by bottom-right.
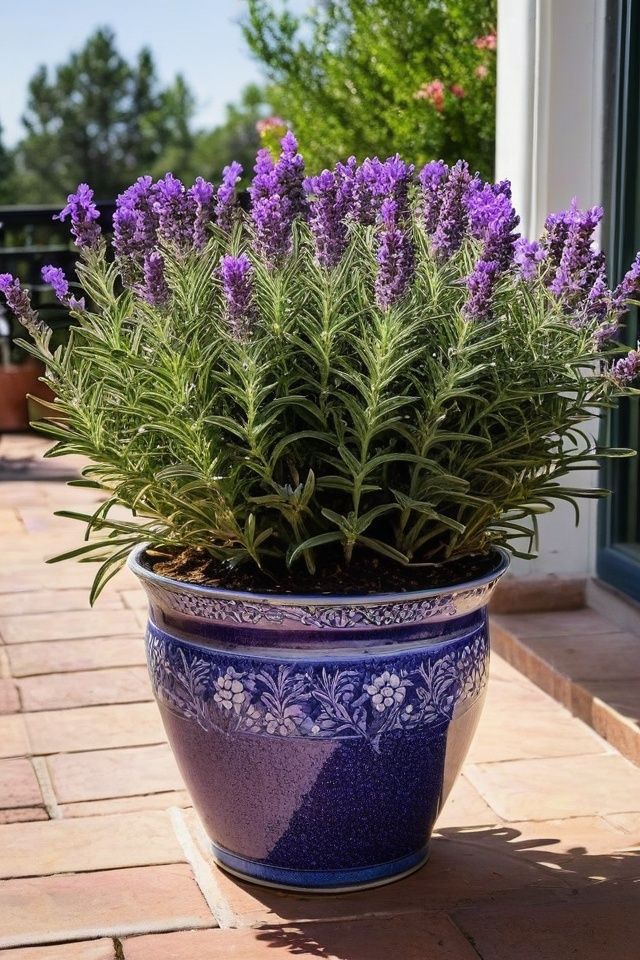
(2, 139), (640, 599)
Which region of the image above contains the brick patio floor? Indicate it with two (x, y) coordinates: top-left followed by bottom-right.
(1, 439), (639, 958)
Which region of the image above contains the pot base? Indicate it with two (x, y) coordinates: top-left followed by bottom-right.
(211, 842), (430, 893)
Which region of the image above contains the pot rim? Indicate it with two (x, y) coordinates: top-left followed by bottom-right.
(128, 542), (510, 608)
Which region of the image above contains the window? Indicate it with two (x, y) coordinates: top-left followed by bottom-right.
(598, 0), (640, 599)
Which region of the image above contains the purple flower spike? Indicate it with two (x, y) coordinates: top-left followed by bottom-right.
(593, 321), (619, 351)
(113, 176), (161, 284)
(252, 194), (294, 264)
(432, 161), (472, 260)
(55, 184), (101, 250)
(219, 253), (255, 338)
(189, 177), (215, 250)
(613, 250), (640, 311)
(41, 265), (85, 311)
(375, 199), (415, 309)
(215, 162), (243, 233)
(276, 131), (307, 218)
(611, 349), (640, 386)
(136, 252), (170, 307)
(304, 169), (351, 268)
(419, 161), (448, 233)
(250, 149), (276, 203)
(514, 238), (546, 281)
(463, 260), (500, 321)
(249, 135), (307, 265)
(0, 273), (44, 336)
(154, 174), (196, 252)
(549, 202), (603, 299)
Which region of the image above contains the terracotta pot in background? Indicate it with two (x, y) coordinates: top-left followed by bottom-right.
(0, 359), (53, 433)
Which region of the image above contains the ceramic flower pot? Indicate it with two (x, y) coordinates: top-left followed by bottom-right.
(130, 545), (509, 892)
(0, 360), (51, 433)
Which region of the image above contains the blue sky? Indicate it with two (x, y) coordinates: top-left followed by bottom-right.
(0, 0), (303, 146)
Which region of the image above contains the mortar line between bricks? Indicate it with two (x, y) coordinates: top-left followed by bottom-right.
(0, 646), (11, 678)
(0, 916), (215, 951)
(31, 756), (62, 820)
(169, 806), (231, 929)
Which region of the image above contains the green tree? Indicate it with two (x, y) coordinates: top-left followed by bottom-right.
(183, 85), (266, 184)
(243, 0), (497, 177)
(0, 125), (16, 203)
(14, 27), (196, 202)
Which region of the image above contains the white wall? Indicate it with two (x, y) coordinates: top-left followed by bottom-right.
(496, 0), (606, 575)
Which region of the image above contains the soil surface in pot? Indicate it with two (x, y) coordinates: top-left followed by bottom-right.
(147, 547), (499, 596)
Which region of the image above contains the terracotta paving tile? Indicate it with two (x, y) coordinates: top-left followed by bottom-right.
(59, 791), (191, 818)
(0, 510), (23, 535)
(605, 811), (640, 837)
(184, 811), (569, 927)
(0, 810), (185, 878)
(492, 609), (618, 638)
(467, 675), (605, 763)
(522, 630), (640, 681)
(0, 759), (42, 810)
(0, 716), (30, 759)
(465, 753), (640, 821)
(0, 565), (102, 595)
(490, 574), (585, 614)
(24, 703), (165, 754)
(434, 774), (499, 828)
(0, 864), (215, 949)
(0, 680), (20, 715)
(47, 744), (183, 803)
(0, 610), (140, 644)
(452, 894), (640, 960)
(7, 636), (146, 677)
(18, 666), (152, 711)
(578, 678), (640, 723)
(0, 940), (115, 960)
(488, 652), (532, 685)
(0, 589), (123, 616)
(0, 808), (48, 824)
(119, 590), (147, 610)
(122, 913), (478, 960)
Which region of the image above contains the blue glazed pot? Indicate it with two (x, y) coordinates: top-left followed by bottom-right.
(129, 545), (509, 892)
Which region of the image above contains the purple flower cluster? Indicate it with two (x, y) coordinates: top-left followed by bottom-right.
(215, 162), (243, 234)
(189, 177), (215, 250)
(136, 252), (170, 307)
(219, 253), (255, 338)
(113, 176), (161, 284)
(419, 160), (448, 233)
(349, 156), (414, 226)
(463, 180), (519, 321)
(304, 168), (352, 268)
(514, 238), (546, 281)
(611, 349), (640, 386)
(55, 184), (101, 250)
(154, 174), (197, 252)
(548, 201), (603, 299)
(431, 161), (472, 261)
(41, 265), (85, 311)
(250, 133), (306, 265)
(375, 199), (415, 309)
(0, 274), (44, 336)
(613, 251), (640, 311)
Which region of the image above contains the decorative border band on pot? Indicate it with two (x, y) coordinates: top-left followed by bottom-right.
(130, 544), (510, 631)
(146, 622), (488, 748)
(145, 585), (492, 629)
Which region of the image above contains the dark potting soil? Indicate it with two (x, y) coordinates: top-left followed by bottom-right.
(146, 546), (500, 596)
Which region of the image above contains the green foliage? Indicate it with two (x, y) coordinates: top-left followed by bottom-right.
(243, 0), (497, 176)
(20, 196), (634, 596)
(9, 28), (196, 202)
(174, 86), (267, 186)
